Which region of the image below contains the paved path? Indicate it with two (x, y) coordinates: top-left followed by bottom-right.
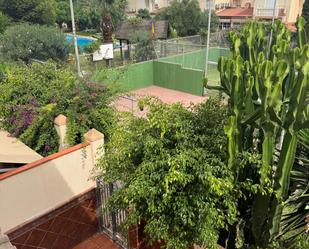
(73, 233), (120, 249)
(113, 86), (208, 116)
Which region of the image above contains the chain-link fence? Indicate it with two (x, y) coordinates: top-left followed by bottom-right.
(116, 32), (230, 65)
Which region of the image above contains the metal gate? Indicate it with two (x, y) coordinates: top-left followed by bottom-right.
(96, 179), (128, 248)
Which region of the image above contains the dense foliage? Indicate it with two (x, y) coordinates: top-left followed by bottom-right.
(207, 19), (309, 248)
(55, 0), (71, 27)
(0, 23), (70, 63)
(55, 0), (127, 31)
(302, 0), (309, 35)
(99, 98), (241, 249)
(0, 12), (10, 34)
(0, 0), (56, 25)
(0, 63), (117, 156)
(157, 0), (219, 36)
(129, 31), (156, 62)
(136, 8), (151, 20)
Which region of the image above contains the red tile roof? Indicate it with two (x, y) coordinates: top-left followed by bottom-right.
(217, 7), (253, 18)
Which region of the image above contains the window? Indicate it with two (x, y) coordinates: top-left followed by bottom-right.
(264, 0), (275, 9)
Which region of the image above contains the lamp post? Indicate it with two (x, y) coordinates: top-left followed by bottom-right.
(205, 0), (212, 78)
(69, 0), (82, 77)
(268, 0), (278, 55)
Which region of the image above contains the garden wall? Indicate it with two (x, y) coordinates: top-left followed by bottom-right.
(93, 48), (228, 96)
(92, 61), (154, 91)
(153, 61), (204, 96)
(119, 61), (154, 91)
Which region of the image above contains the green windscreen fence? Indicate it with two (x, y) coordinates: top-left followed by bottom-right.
(92, 60), (154, 91)
(153, 48), (228, 95)
(153, 61), (204, 96)
(157, 47), (229, 70)
(92, 48), (229, 96)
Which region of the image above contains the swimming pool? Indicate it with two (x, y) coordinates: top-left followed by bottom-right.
(65, 34), (96, 48)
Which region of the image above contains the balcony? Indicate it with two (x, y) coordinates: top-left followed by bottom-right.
(254, 8), (286, 19)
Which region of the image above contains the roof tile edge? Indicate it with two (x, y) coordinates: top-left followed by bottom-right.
(0, 142), (90, 181)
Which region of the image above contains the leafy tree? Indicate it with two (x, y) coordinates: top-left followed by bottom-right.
(302, 0), (309, 34)
(201, 9), (219, 32)
(0, 0), (56, 25)
(98, 98), (240, 249)
(0, 11), (10, 34)
(130, 30), (156, 62)
(55, 0), (70, 27)
(0, 62), (117, 156)
(0, 23), (70, 63)
(77, 7), (101, 31)
(136, 8), (151, 19)
(157, 0), (219, 36)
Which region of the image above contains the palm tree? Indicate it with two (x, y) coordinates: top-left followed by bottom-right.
(98, 0), (114, 43)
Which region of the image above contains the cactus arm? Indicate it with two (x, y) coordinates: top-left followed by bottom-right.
(297, 17), (307, 49)
(269, 131), (298, 239)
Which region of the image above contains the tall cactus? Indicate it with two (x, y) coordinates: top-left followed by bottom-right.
(207, 18), (309, 248)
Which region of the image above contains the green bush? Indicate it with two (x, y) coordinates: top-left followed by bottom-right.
(157, 0), (219, 36)
(0, 23), (70, 63)
(136, 8), (151, 20)
(83, 40), (101, 54)
(99, 98), (239, 249)
(0, 62), (117, 156)
(0, 0), (56, 25)
(129, 30), (155, 62)
(0, 11), (10, 34)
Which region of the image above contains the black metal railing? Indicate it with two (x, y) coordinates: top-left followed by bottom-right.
(96, 179), (128, 248)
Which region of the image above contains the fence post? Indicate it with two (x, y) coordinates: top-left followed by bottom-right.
(108, 183), (117, 241)
(182, 44), (185, 67)
(54, 114), (69, 151)
(84, 128), (104, 167)
(96, 179), (104, 232)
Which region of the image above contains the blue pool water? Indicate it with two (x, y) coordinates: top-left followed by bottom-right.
(65, 34), (95, 48)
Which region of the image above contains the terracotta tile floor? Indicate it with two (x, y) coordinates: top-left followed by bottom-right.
(72, 233), (121, 249)
(113, 86), (208, 117)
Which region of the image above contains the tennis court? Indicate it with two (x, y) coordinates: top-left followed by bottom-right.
(113, 86), (208, 116)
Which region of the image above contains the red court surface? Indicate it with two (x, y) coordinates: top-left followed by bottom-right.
(113, 86), (208, 116)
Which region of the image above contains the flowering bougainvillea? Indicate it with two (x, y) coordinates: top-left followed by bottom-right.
(0, 62), (117, 156)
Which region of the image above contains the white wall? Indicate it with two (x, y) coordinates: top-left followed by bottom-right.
(0, 144), (98, 233)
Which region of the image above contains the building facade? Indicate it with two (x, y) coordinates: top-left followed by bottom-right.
(200, 0), (253, 10)
(126, 0), (304, 28)
(126, 0), (171, 14)
(253, 0), (305, 24)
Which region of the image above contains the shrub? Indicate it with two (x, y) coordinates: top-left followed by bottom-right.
(0, 0), (56, 25)
(83, 40), (101, 53)
(0, 23), (70, 63)
(136, 8), (151, 20)
(0, 62), (117, 156)
(0, 11), (10, 34)
(129, 30), (155, 62)
(99, 98), (239, 249)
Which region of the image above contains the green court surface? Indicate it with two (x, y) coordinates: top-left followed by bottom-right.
(206, 63), (220, 86)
